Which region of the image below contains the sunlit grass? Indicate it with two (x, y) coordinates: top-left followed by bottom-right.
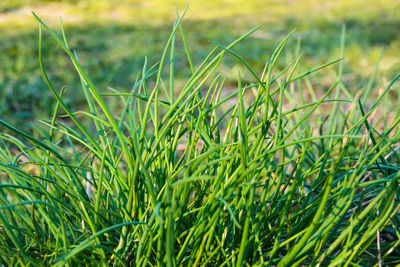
(0, 10), (399, 266)
(1, 1), (399, 134)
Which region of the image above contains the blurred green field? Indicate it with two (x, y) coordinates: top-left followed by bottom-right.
(1, 0), (400, 133)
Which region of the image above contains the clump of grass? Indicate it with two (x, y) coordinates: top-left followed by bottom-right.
(0, 10), (399, 266)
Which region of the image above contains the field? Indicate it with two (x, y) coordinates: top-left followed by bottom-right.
(1, 0), (400, 132)
(0, 0), (400, 266)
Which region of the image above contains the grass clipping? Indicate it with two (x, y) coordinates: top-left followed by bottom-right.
(0, 10), (400, 266)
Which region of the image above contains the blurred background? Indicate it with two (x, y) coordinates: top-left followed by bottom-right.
(1, 0), (399, 133)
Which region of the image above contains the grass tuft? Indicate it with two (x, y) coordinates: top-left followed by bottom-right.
(0, 11), (399, 266)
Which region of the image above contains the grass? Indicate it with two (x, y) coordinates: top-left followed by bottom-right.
(0, 8), (400, 266)
(1, 0), (400, 133)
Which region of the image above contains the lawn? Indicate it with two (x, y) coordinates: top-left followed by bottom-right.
(0, 1), (399, 266)
(1, 0), (399, 132)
